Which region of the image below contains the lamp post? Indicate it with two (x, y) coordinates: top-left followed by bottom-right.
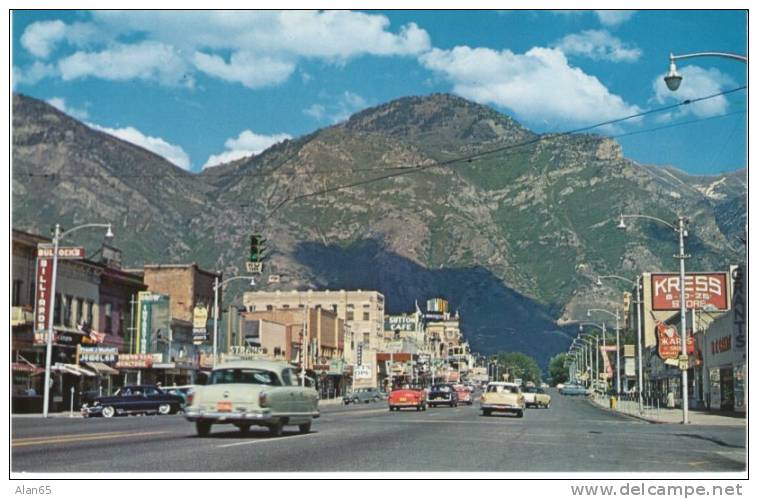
(577, 332), (598, 391)
(212, 275), (256, 368)
(597, 274), (644, 413)
(43, 223), (113, 417)
(588, 308), (621, 395)
(581, 322), (605, 391)
(664, 52), (747, 91)
(618, 213), (690, 424)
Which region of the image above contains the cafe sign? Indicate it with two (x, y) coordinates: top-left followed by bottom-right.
(651, 273), (728, 311)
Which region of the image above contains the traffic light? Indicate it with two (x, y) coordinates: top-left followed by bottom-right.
(249, 234), (266, 262)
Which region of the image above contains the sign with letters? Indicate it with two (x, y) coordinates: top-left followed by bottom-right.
(37, 245), (85, 259)
(651, 273), (728, 311)
(33, 257), (54, 344)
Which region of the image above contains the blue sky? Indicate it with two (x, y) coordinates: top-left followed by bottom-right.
(12, 10), (747, 175)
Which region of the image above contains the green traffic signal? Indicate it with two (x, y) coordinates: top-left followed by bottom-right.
(249, 234), (267, 262)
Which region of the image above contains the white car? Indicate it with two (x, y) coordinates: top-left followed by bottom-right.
(185, 360), (319, 437)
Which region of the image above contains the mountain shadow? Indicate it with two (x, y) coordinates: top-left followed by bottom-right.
(294, 239), (573, 366)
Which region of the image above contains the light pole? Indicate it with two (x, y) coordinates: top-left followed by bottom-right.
(618, 213), (690, 424)
(212, 274), (256, 368)
(577, 332), (597, 391)
(597, 274), (644, 413)
(588, 308), (621, 395)
(664, 52), (747, 91)
(43, 222), (113, 417)
(581, 322), (605, 391)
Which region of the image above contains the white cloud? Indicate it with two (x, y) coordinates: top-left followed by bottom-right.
(87, 123), (191, 170)
(59, 42), (189, 86)
(13, 61), (56, 86)
(419, 45), (641, 127)
(595, 10), (636, 26)
(303, 91), (368, 123)
(45, 97), (89, 120)
(653, 65), (736, 119)
(192, 51), (294, 89)
(18, 11), (430, 89)
(20, 20), (67, 58)
(203, 130), (292, 169)
(556, 30), (641, 62)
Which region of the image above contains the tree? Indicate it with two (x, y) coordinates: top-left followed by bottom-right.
(495, 352), (542, 384)
(548, 353), (570, 385)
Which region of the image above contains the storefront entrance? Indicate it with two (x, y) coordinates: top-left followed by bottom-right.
(719, 367), (734, 411)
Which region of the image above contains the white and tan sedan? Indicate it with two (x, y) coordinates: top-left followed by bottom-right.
(185, 360), (319, 437)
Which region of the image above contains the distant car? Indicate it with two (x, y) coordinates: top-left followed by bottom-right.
(556, 383), (565, 390)
(560, 384), (590, 396)
(81, 385), (184, 418)
(184, 360), (319, 436)
(524, 386), (551, 408)
(343, 388), (383, 405)
(428, 384), (459, 407)
(480, 382), (525, 417)
(164, 385), (195, 407)
(388, 386), (426, 411)
(453, 385), (473, 405)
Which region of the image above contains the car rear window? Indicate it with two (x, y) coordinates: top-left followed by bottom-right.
(208, 368), (281, 386)
(487, 385), (519, 394)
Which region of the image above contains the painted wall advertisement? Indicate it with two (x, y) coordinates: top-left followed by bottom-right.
(651, 273), (729, 311)
(136, 292), (170, 354)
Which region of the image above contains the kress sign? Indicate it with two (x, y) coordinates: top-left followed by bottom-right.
(651, 273), (728, 311)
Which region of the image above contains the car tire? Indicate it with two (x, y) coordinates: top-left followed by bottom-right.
(482, 409), (491, 417)
(196, 421), (211, 436)
(364, 399), (370, 404)
(101, 406), (115, 418)
(298, 422), (311, 434)
(268, 420), (284, 437)
(158, 403), (172, 415)
(389, 406), (394, 412)
(421, 404), (427, 411)
(545, 402), (551, 409)
(237, 424), (251, 434)
(517, 410), (524, 418)
(416, 405), (421, 412)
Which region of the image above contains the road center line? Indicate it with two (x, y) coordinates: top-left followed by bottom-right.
(216, 432), (321, 448)
(12, 431), (169, 448)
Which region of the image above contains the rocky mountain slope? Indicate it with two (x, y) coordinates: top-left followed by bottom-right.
(12, 93), (746, 364)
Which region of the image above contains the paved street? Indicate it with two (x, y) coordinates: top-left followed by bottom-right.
(12, 391), (746, 473)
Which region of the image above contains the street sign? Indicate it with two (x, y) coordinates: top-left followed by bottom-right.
(245, 261), (263, 273)
(37, 245), (86, 259)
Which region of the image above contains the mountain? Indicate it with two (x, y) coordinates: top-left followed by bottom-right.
(12, 93), (746, 365)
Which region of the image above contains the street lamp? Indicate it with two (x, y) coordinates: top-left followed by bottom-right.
(577, 330), (598, 391)
(618, 213), (691, 424)
(212, 275), (256, 368)
(597, 274), (645, 413)
(664, 52), (747, 91)
(43, 222), (113, 417)
(588, 308), (621, 395)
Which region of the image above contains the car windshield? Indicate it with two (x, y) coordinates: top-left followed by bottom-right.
(432, 385), (451, 392)
(208, 368), (281, 386)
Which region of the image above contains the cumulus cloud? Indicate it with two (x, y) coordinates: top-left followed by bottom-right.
(46, 97), (89, 120)
(87, 123), (191, 170)
(303, 91), (367, 123)
(653, 65), (736, 119)
(58, 42), (189, 86)
(18, 11), (430, 89)
(203, 130), (292, 169)
(556, 30), (641, 62)
(419, 45), (641, 127)
(595, 10), (636, 26)
(13, 61), (56, 86)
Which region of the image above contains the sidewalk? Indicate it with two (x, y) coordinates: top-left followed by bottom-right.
(590, 396), (746, 426)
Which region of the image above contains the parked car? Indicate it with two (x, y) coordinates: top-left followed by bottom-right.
(523, 386), (552, 408)
(184, 360), (320, 437)
(342, 387), (383, 405)
(81, 385), (184, 418)
(453, 385), (473, 405)
(164, 385), (195, 407)
(479, 382), (525, 417)
(559, 384), (590, 396)
(388, 386), (427, 411)
(428, 384), (459, 407)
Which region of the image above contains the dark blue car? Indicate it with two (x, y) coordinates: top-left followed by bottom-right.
(81, 385), (183, 418)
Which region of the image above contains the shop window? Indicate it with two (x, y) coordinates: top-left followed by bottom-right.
(266, 305), (273, 311)
(346, 311), (354, 321)
(104, 302), (113, 334)
(12, 280), (22, 306)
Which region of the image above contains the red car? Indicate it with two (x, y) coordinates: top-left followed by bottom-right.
(388, 386), (427, 411)
(454, 385), (473, 405)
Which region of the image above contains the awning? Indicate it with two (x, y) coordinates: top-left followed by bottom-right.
(11, 362), (44, 375)
(51, 363), (96, 377)
(84, 362), (119, 376)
